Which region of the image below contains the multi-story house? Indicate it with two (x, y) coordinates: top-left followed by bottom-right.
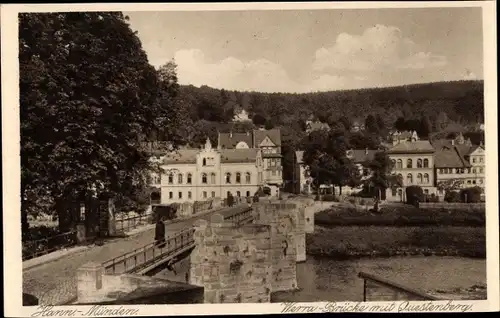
(150, 138), (264, 204)
(432, 134), (485, 197)
(218, 128), (283, 195)
(305, 120), (330, 134)
(385, 133), (437, 202)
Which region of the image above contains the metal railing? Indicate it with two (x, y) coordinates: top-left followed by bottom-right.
(115, 213), (153, 233)
(22, 230), (78, 261)
(223, 206), (254, 226)
(102, 227), (195, 275)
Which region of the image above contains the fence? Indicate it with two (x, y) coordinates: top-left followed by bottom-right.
(223, 206), (254, 226)
(102, 228), (195, 275)
(114, 213), (154, 233)
(22, 230), (78, 261)
(419, 202), (485, 210)
(358, 271), (440, 301)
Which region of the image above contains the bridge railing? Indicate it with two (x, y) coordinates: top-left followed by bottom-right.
(223, 206), (254, 226)
(102, 228), (195, 275)
(358, 271), (440, 301)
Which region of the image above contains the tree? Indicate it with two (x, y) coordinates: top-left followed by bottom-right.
(459, 187), (483, 203)
(365, 115), (379, 134)
(20, 12), (180, 232)
(406, 186), (424, 206)
(365, 152), (402, 199)
(252, 113), (267, 126)
(394, 117), (407, 131)
(375, 114), (386, 132)
(419, 115), (433, 139)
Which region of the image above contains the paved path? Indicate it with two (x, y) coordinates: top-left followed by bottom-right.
(23, 206), (243, 305)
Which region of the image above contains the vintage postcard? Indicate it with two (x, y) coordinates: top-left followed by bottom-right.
(2, 1), (499, 317)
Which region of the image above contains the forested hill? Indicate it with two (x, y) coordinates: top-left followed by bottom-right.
(177, 80), (484, 129)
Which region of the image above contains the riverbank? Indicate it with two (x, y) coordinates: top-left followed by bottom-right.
(314, 205), (485, 227)
(307, 225), (485, 259)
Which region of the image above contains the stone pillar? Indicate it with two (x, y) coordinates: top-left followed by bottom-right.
(255, 202), (298, 292)
(295, 204), (306, 262)
(76, 223), (86, 243)
(77, 262), (104, 304)
(107, 199), (117, 237)
(189, 214), (273, 303)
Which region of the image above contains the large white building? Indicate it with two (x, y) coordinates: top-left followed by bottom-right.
(150, 138), (264, 204)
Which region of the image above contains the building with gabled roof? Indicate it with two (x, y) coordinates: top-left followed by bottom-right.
(217, 128), (283, 195)
(150, 138), (265, 204)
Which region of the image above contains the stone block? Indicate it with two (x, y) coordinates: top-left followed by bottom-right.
(77, 262), (105, 303)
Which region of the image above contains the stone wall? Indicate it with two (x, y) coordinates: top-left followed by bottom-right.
(189, 214), (273, 303)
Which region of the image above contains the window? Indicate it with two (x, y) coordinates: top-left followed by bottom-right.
(245, 172), (251, 184)
(467, 168), (471, 174)
(178, 192), (183, 199)
(201, 173), (207, 184)
(398, 189), (403, 197)
(211, 191), (215, 198)
(423, 173), (429, 184)
(406, 159), (412, 168)
(473, 168), (477, 173)
(392, 188), (397, 196)
(480, 157), (484, 163)
(423, 159), (429, 168)
(246, 191), (250, 197)
(178, 174), (183, 184)
(391, 159), (396, 168)
(271, 159), (276, 166)
(472, 158), (476, 163)
(472, 180), (477, 185)
(227, 191), (231, 198)
(397, 159), (403, 169)
(479, 179), (484, 184)
(168, 173), (174, 184)
(417, 159), (423, 168)
(236, 172), (241, 184)
(237, 191), (241, 197)
(407, 173), (413, 184)
(272, 170), (276, 176)
(225, 173), (231, 184)
(203, 191), (207, 199)
(467, 180), (472, 185)
(210, 173), (216, 184)
(202, 158), (207, 166)
(169, 191), (173, 199)
(479, 168), (484, 173)
(188, 191), (192, 199)
(424, 189), (429, 195)
(417, 173), (423, 184)
(187, 173), (192, 184)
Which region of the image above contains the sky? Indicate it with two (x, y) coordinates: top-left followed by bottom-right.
(125, 7), (483, 93)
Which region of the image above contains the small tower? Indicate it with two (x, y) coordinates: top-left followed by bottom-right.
(204, 137), (212, 151)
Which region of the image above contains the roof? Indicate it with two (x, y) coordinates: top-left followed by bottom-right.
(346, 149), (379, 164)
(387, 140), (435, 154)
(253, 128), (281, 147)
(295, 151), (304, 163)
(218, 132), (253, 149)
(431, 139), (477, 155)
(162, 149), (199, 164)
(220, 148), (260, 163)
(434, 147), (471, 168)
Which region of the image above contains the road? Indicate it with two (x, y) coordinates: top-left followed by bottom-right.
(23, 205), (244, 305)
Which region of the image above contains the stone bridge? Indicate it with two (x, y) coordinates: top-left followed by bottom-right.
(75, 197), (317, 304)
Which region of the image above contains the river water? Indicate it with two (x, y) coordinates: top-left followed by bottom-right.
(271, 256), (486, 302)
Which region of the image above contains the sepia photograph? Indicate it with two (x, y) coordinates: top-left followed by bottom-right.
(2, 1), (498, 316)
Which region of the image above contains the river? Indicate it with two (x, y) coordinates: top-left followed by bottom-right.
(271, 255), (486, 302)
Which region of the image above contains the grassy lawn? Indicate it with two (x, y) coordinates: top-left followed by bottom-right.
(307, 225), (485, 259)
(314, 205), (485, 227)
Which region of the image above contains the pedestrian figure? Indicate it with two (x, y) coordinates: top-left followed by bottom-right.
(155, 216), (166, 248)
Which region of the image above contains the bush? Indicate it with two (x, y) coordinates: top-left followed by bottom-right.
(460, 187), (483, 203)
(444, 190), (461, 202)
(428, 193), (439, 203)
(152, 204), (177, 221)
(406, 186), (424, 207)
